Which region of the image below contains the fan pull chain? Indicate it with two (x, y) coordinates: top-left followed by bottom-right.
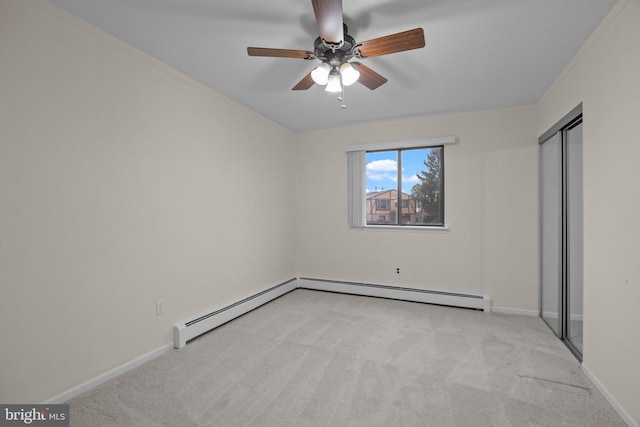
(338, 79), (346, 109)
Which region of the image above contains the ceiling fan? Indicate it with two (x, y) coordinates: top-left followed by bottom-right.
(247, 0), (425, 102)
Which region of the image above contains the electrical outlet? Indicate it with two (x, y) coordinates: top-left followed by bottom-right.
(156, 299), (165, 316)
(396, 267), (400, 275)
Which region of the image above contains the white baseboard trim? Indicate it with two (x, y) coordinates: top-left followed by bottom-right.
(44, 343), (174, 404)
(298, 277), (491, 312)
(492, 306), (539, 316)
(173, 278), (298, 348)
(582, 363), (639, 427)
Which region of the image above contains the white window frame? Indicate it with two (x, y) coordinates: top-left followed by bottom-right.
(346, 136), (456, 231)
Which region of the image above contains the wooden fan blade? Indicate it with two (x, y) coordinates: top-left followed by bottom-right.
(351, 62), (388, 90)
(292, 72), (315, 90)
(247, 47), (313, 59)
(358, 28), (425, 58)
(311, 0), (344, 45)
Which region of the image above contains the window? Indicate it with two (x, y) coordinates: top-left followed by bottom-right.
(376, 199), (390, 210)
(347, 136), (453, 228)
(366, 147), (443, 226)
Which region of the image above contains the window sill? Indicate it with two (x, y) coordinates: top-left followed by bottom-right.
(350, 225), (450, 233)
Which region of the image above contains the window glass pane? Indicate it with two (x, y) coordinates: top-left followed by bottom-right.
(364, 146), (444, 227)
(365, 151), (398, 225)
(405, 147), (443, 225)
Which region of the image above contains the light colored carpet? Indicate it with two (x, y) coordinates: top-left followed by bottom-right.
(69, 289), (625, 426)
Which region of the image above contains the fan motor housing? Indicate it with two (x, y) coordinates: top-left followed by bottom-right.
(314, 24), (357, 65)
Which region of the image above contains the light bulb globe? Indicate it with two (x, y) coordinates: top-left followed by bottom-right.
(325, 68), (342, 92)
(311, 63), (331, 85)
(340, 62), (360, 86)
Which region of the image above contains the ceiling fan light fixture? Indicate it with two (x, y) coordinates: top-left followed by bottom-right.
(248, 4), (426, 98)
(340, 62), (360, 86)
(325, 67), (342, 92)
(311, 62), (331, 85)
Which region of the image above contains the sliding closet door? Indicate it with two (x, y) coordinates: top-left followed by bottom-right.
(539, 104), (583, 360)
(540, 133), (562, 336)
(566, 122), (583, 354)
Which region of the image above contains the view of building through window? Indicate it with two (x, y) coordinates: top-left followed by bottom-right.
(365, 146), (443, 226)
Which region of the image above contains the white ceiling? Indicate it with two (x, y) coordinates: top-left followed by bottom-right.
(50, 0), (617, 132)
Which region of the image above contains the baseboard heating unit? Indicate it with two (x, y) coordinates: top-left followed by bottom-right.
(174, 277), (491, 348)
(298, 278), (491, 312)
(173, 278), (298, 348)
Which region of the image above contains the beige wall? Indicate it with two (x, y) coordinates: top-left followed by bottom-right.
(294, 106), (539, 311)
(0, 2), (296, 403)
(537, 0), (640, 423)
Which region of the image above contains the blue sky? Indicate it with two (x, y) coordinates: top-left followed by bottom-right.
(366, 148), (431, 194)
